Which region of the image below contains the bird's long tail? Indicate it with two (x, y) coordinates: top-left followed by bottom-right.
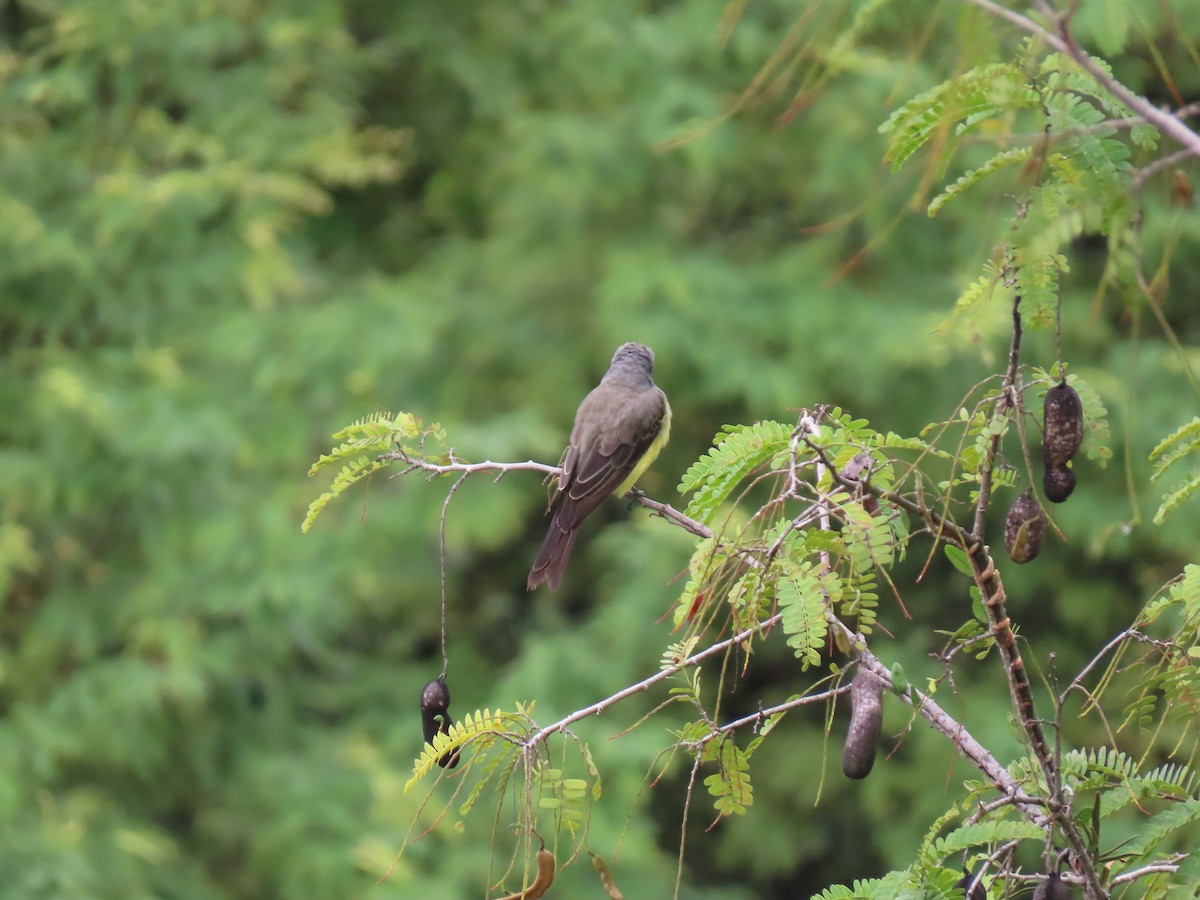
(527, 518), (579, 591)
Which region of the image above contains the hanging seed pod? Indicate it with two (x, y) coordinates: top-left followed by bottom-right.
(1043, 381), (1084, 468)
(954, 867), (986, 900)
(497, 847), (556, 900)
(1004, 489), (1045, 564)
(420, 677), (460, 769)
(842, 665), (884, 779)
(1032, 873), (1072, 900)
(1043, 464), (1076, 503)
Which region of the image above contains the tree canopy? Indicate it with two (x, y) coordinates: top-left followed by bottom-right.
(3, 0), (1200, 897)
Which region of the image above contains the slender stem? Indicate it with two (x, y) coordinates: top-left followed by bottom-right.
(959, 0), (1200, 159)
(522, 613), (784, 749)
(972, 290), (1023, 538)
(689, 686), (851, 747)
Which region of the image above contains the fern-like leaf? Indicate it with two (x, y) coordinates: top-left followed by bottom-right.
(405, 708), (517, 793)
(880, 63), (1038, 171)
(928, 147), (1032, 217)
(953, 259), (1010, 314)
(778, 563), (837, 669)
(704, 738), (753, 818)
(1150, 418), (1200, 478)
(679, 421), (792, 523)
(302, 412), (426, 532)
(931, 820), (1044, 857)
(1149, 418), (1200, 523)
(1153, 474), (1200, 526)
(1120, 797), (1200, 857)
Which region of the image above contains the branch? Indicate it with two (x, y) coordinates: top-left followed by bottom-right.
(688, 685), (851, 748)
(810, 437), (1105, 897)
(825, 617), (1048, 824)
(1133, 148), (1197, 191)
(972, 288), (1022, 538)
(958, 0), (1200, 158)
(1057, 628), (1138, 706)
(1109, 857), (1186, 885)
(386, 450), (716, 540)
(384, 450), (559, 481)
(521, 613), (784, 750)
(627, 488), (713, 539)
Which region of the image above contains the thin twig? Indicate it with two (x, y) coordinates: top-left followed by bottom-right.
(1057, 628), (1138, 706)
(959, 0), (1200, 159)
(1132, 148), (1196, 191)
(1109, 858), (1185, 885)
(673, 752), (704, 900)
(626, 488), (714, 539)
(688, 686), (851, 748)
(438, 473), (470, 678)
(384, 451), (560, 481)
(521, 613), (784, 750)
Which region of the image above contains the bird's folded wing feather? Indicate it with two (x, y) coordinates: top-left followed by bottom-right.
(553, 387), (665, 530)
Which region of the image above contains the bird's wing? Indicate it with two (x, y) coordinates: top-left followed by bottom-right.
(554, 385), (666, 530)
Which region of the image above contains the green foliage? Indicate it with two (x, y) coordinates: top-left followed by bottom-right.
(679, 421), (794, 524)
(778, 562), (836, 668)
(404, 707), (520, 794)
(879, 63), (1039, 172)
(303, 412), (429, 532)
(928, 147), (1032, 217)
(7, 0), (1200, 897)
(886, 48), (1149, 342)
(1150, 417), (1200, 522)
(704, 737), (754, 819)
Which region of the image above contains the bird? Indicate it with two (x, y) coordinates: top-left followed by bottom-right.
(527, 342), (671, 591)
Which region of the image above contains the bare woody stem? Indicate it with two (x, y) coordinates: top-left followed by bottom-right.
(959, 0), (1200, 159)
(521, 613), (784, 749)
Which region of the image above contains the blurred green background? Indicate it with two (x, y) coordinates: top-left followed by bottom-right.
(2, 0), (1198, 897)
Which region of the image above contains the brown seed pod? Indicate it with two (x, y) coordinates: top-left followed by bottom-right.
(1043, 381), (1084, 468)
(497, 847), (556, 900)
(590, 852), (625, 900)
(1032, 873), (1072, 900)
(420, 677), (460, 769)
(1004, 489), (1046, 563)
(842, 665), (884, 779)
(1042, 464), (1076, 503)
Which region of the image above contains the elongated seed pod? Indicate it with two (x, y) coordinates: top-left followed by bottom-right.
(420, 677), (460, 769)
(497, 848), (556, 900)
(1032, 873), (1071, 900)
(1043, 382), (1084, 468)
(1043, 464), (1076, 503)
(842, 666), (884, 779)
(1004, 489), (1045, 564)
(590, 852), (625, 900)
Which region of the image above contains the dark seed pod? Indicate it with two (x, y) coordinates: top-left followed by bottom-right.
(1043, 465), (1076, 504)
(842, 665), (884, 779)
(1043, 382), (1084, 468)
(420, 677), (460, 769)
(1004, 489), (1045, 564)
(1032, 873), (1072, 900)
(954, 867), (986, 900)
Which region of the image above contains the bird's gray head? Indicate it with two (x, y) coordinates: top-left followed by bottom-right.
(609, 342), (655, 372)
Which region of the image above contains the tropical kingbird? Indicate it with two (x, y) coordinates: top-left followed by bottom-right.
(527, 342), (671, 591)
